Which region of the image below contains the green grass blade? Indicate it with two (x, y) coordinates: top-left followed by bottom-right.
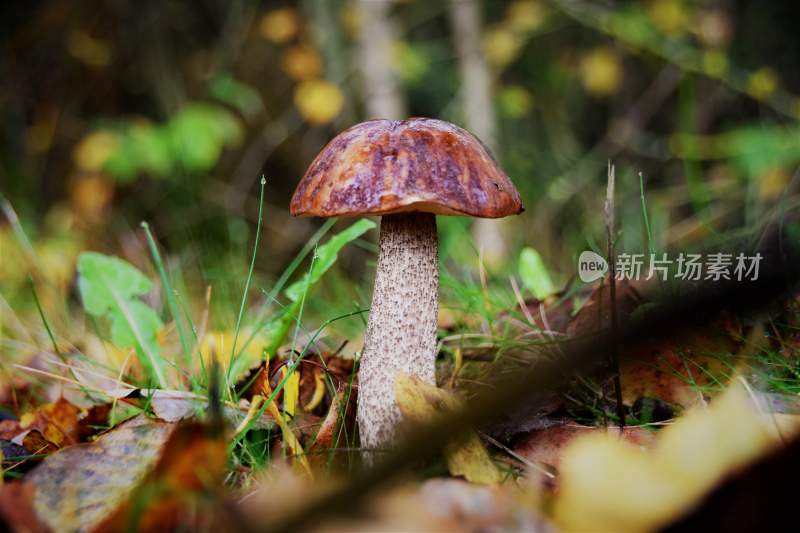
(229, 176), (267, 384)
(141, 221), (193, 375)
(639, 171), (654, 256)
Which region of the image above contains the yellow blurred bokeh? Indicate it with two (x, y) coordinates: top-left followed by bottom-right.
(579, 47), (623, 97)
(260, 8), (300, 44)
(293, 79), (344, 125)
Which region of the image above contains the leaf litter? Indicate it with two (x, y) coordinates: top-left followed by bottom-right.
(3, 241), (800, 532)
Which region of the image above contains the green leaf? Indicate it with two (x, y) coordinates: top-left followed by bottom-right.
(77, 252), (166, 387)
(284, 219), (376, 302)
(77, 252), (153, 316)
(168, 105), (223, 172)
(723, 126), (800, 177)
(103, 134), (138, 182)
(518, 247), (555, 300)
(394, 42), (430, 85)
(109, 299), (163, 351)
(210, 75), (264, 118)
(109, 300), (164, 379)
(129, 124), (173, 176)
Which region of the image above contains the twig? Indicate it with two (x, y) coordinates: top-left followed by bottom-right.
(605, 161), (625, 433)
(480, 432), (555, 480)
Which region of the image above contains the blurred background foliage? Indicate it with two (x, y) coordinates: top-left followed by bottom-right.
(2, 0), (799, 339)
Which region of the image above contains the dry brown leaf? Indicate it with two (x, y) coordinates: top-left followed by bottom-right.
(18, 397), (82, 448)
(0, 482), (50, 533)
(395, 374), (502, 485)
(620, 327), (735, 408)
(514, 423), (656, 474)
(131, 389), (273, 429)
(21, 430), (59, 457)
(566, 279), (644, 337)
(308, 383), (357, 473)
(94, 422), (227, 532)
(0, 420), (22, 441)
(26, 415), (177, 532)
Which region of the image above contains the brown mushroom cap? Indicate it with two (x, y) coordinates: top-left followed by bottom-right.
(290, 118), (524, 218)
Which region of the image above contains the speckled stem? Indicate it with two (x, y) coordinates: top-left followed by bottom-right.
(357, 213), (438, 458)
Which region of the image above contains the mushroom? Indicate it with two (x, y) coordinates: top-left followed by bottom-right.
(290, 118), (523, 456)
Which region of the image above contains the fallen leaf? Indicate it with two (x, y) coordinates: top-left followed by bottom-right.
(620, 327), (735, 408)
(26, 415), (177, 532)
(0, 420), (22, 441)
(21, 431), (58, 457)
(662, 429), (800, 531)
(1, 439), (32, 466)
(128, 389), (273, 430)
(320, 478), (551, 532)
(258, 363), (312, 478)
(514, 423), (656, 474)
(19, 398), (82, 448)
(308, 382), (357, 473)
(302, 368), (325, 412)
(71, 361), (136, 399)
(94, 422), (227, 532)
(553, 383), (800, 532)
(566, 278), (644, 337)
(0, 482), (50, 533)
(310, 383), (357, 451)
(395, 374), (502, 485)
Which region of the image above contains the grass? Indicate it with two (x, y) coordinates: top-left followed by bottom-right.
(228, 176), (267, 387)
(141, 222), (192, 378)
(3, 168), (800, 492)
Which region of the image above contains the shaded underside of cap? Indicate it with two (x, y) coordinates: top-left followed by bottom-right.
(290, 118), (524, 218)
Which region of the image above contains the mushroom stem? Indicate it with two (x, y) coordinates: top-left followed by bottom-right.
(358, 212), (438, 456)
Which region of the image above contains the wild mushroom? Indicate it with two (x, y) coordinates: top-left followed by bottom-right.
(290, 118), (523, 456)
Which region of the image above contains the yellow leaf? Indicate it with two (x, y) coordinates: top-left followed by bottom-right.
(259, 8), (299, 44)
(395, 374), (502, 485)
(483, 27), (522, 68)
(507, 0), (547, 34)
(702, 50), (728, 78)
(579, 47), (623, 97)
(648, 0), (689, 36)
(70, 173), (114, 223)
(554, 383), (800, 532)
(282, 365), (300, 417)
(759, 167), (789, 200)
(303, 370), (325, 412)
(199, 330), (264, 380)
(293, 79), (344, 125)
(261, 363), (312, 478)
(74, 130), (119, 172)
(747, 68), (779, 101)
(19, 398), (82, 448)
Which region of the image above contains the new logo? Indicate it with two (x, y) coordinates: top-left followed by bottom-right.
(578, 251), (608, 283)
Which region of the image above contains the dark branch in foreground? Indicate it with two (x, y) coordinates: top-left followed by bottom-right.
(265, 225), (800, 532)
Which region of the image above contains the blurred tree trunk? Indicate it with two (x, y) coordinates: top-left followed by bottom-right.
(358, 0), (405, 119)
(450, 0), (509, 269)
